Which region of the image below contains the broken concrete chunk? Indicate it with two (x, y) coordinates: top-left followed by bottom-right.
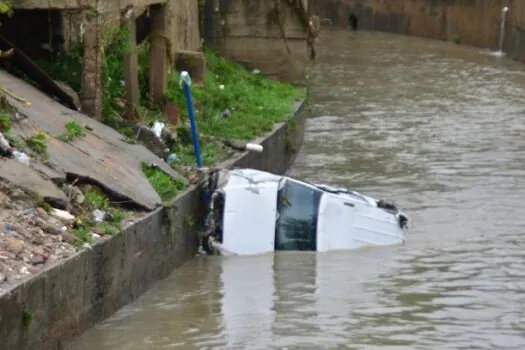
(66, 185), (85, 205)
(33, 217), (63, 235)
(0, 159), (68, 208)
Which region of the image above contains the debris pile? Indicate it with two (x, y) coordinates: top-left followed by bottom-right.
(0, 179), (144, 293)
(0, 181), (74, 292)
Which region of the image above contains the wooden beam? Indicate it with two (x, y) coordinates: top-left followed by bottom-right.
(148, 3), (168, 106)
(121, 6), (140, 121)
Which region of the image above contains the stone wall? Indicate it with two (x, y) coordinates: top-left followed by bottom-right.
(0, 101), (307, 350)
(203, 0), (309, 85)
(170, 0), (201, 52)
(310, 0), (525, 63)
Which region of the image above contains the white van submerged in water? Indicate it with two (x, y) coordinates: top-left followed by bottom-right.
(201, 168), (409, 256)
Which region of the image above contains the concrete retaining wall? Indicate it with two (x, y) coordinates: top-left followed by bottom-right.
(0, 101), (307, 350)
(310, 0), (525, 63)
(203, 0), (309, 85)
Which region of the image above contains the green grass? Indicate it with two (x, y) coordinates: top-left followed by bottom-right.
(141, 163), (187, 201)
(25, 132), (49, 159)
(165, 49), (303, 141)
(0, 110), (12, 132)
(72, 225), (91, 247)
(84, 186), (110, 210)
(70, 185), (127, 246)
(59, 120), (86, 142)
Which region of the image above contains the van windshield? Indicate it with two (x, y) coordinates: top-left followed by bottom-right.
(275, 178), (322, 251)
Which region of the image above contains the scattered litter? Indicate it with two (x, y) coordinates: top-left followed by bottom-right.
(92, 209), (106, 223)
(0, 132), (11, 154)
(51, 208), (75, 221)
(12, 150), (30, 165)
(245, 143), (264, 153)
(252, 69), (261, 74)
(92, 233), (101, 240)
(150, 121), (165, 139)
(167, 153), (179, 165)
(222, 108), (231, 118)
(82, 242), (91, 250)
(4, 223), (16, 233)
(219, 84), (225, 90)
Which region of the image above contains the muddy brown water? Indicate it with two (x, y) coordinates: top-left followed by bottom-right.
(69, 30), (525, 350)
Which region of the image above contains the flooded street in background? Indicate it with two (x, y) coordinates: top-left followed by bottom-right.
(69, 30), (525, 349)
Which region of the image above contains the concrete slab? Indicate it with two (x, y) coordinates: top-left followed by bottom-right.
(0, 70), (187, 210)
(0, 158), (68, 207)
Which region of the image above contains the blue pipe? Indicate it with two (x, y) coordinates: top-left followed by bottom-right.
(182, 81), (203, 169)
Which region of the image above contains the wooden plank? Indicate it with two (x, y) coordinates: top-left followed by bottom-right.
(148, 3), (168, 106)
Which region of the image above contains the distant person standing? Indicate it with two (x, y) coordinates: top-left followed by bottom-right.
(348, 13), (358, 31)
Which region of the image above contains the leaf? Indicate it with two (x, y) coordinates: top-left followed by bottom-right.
(0, 2), (13, 17)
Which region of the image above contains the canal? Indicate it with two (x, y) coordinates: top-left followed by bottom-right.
(69, 29), (525, 349)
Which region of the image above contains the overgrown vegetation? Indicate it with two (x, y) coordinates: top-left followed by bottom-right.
(0, 109), (12, 131)
(22, 309), (34, 329)
(69, 184), (127, 246)
(165, 50), (303, 141)
(37, 26), (303, 202)
(141, 163), (187, 202)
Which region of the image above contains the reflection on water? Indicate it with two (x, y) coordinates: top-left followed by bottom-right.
(69, 30), (525, 349)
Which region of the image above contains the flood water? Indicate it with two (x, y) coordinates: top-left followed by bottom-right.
(69, 30), (525, 349)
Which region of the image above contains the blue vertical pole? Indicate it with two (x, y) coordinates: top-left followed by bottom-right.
(180, 71), (203, 169)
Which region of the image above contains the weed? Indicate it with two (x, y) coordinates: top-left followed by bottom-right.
(4, 132), (23, 149)
(22, 309), (34, 329)
(59, 120), (86, 142)
(25, 132), (48, 159)
(452, 34), (461, 45)
(35, 43), (83, 92)
(34, 193), (52, 214)
(84, 186), (110, 210)
(95, 222), (121, 236)
(72, 225), (92, 247)
(171, 141), (225, 167)
(108, 208), (125, 222)
(185, 215), (196, 230)
(285, 118), (298, 154)
(0, 110), (12, 132)
(141, 163), (187, 201)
